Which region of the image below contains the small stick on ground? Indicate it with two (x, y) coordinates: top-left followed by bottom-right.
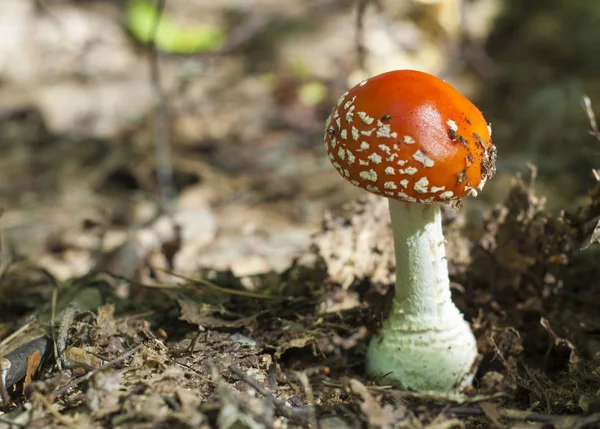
(295, 371), (318, 429)
(0, 358), (11, 411)
(51, 342), (144, 401)
(582, 95), (600, 181)
(56, 303), (78, 370)
(228, 366), (311, 422)
(449, 405), (583, 424)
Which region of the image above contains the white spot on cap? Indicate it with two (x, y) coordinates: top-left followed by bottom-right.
(413, 150), (434, 167)
(400, 179), (408, 188)
(384, 181), (397, 190)
(430, 186), (445, 193)
(361, 129), (375, 136)
(351, 126), (359, 141)
(350, 180), (360, 186)
(357, 111), (374, 125)
(359, 79), (368, 86)
(366, 185), (380, 193)
(414, 177), (429, 194)
(344, 169), (350, 177)
(337, 92), (348, 106)
(335, 117), (341, 129)
(368, 153), (382, 164)
(378, 144), (391, 153)
(403, 135), (415, 144)
(346, 149), (356, 164)
(398, 192), (417, 202)
(384, 191), (395, 196)
(328, 153), (334, 160)
(337, 147), (346, 160)
(384, 166), (395, 175)
(332, 162), (342, 171)
(447, 119), (458, 132)
(440, 191), (454, 200)
(359, 159), (369, 166)
(346, 110), (354, 123)
(360, 170), (378, 181)
(397, 160), (407, 166)
(358, 141), (370, 151)
(487, 123), (492, 136)
(340, 129), (347, 139)
(387, 153), (398, 162)
(477, 176), (487, 191)
(330, 137), (337, 148)
(346, 106), (355, 123)
(399, 167), (418, 175)
(465, 185), (478, 197)
(343, 96), (356, 110)
(333, 110), (339, 119)
(376, 121), (398, 139)
(325, 115), (331, 128)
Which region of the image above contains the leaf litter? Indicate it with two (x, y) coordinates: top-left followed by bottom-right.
(2, 1), (600, 428)
(1, 170), (600, 428)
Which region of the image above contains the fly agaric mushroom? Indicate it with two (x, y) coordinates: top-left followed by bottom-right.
(324, 70), (496, 392)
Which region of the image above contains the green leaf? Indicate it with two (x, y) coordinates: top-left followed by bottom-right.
(126, 0), (225, 53)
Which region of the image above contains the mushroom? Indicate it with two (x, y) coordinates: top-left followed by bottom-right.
(323, 70), (496, 392)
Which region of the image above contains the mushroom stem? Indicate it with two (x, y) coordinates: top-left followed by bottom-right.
(366, 199), (478, 392)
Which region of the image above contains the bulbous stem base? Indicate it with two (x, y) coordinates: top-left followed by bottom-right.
(366, 200), (478, 392)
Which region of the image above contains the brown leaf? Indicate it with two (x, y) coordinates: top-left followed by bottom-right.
(64, 346), (104, 370)
(349, 379), (399, 429)
(23, 350), (42, 393)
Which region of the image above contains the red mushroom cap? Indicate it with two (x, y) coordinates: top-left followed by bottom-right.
(324, 70), (496, 203)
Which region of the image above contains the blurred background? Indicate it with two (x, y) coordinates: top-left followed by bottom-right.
(1, 0), (599, 283)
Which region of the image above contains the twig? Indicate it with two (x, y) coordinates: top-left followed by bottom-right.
(582, 95), (600, 181)
(56, 303), (78, 370)
(50, 342), (144, 401)
(185, 329), (203, 355)
(572, 413), (600, 429)
(104, 269), (273, 300)
(0, 322), (34, 351)
(295, 371), (318, 428)
(49, 274), (60, 372)
(228, 366), (311, 422)
(449, 406), (591, 424)
(582, 95), (600, 142)
(153, 268), (274, 299)
(355, 0), (370, 72)
(148, 0), (176, 202)
(169, 358), (211, 383)
(0, 358), (10, 411)
(114, 310), (158, 323)
(322, 379), (504, 404)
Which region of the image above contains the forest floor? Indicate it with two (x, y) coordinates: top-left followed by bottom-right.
(2, 1), (600, 428)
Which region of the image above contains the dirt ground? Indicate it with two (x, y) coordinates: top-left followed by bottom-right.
(2, 0), (600, 428)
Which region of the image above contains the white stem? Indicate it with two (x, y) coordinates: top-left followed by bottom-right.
(366, 199), (478, 393)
